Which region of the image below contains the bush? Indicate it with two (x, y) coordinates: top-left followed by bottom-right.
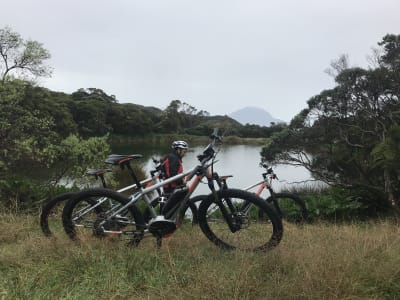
(0, 177), (73, 213)
(291, 186), (379, 221)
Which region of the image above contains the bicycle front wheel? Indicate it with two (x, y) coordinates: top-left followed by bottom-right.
(198, 189), (283, 251)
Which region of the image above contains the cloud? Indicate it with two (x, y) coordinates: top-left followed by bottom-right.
(2, 0), (400, 121)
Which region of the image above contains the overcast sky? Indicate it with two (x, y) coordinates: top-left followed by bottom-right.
(2, 0), (399, 122)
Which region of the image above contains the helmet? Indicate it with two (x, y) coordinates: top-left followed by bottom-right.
(171, 140), (189, 150)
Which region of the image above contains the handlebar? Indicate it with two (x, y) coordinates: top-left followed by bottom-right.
(196, 128), (223, 164)
(259, 162), (278, 180)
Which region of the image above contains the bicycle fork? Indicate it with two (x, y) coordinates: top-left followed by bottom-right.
(208, 178), (242, 233)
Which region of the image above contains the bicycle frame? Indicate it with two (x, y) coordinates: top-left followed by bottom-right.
(96, 162), (212, 235)
(70, 173), (161, 226)
(93, 134), (249, 237)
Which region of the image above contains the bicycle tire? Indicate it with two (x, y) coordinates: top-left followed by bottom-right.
(40, 192), (75, 237)
(40, 192), (101, 237)
(198, 188), (283, 251)
(260, 192), (308, 224)
(187, 195), (208, 224)
(62, 188), (145, 243)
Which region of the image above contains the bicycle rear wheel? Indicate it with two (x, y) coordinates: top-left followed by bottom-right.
(198, 189), (283, 251)
(62, 188), (144, 244)
(40, 192), (75, 237)
(261, 193), (308, 224)
(185, 195), (207, 225)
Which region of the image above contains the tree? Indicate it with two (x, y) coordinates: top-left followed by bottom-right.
(71, 88), (117, 103)
(0, 80), (57, 175)
(0, 26), (52, 82)
(261, 34), (400, 211)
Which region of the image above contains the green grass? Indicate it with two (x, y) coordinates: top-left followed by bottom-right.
(1, 213), (400, 299)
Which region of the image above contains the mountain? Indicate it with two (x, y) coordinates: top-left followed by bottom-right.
(229, 106), (285, 126)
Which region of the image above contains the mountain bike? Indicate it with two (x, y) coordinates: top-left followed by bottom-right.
(61, 129), (283, 251)
(40, 161), (198, 237)
(190, 164), (308, 224)
(251, 163), (308, 223)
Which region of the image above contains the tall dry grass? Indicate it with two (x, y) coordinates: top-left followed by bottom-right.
(1, 214), (400, 299)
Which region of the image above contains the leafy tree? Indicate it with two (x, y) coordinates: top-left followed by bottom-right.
(157, 100), (184, 133)
(0, 26), (52, 82)
(71, 88), (117, 103)
(0, 80), (57, 175)
(107, 103), (155, 135)
(261, 34), (400, 211)
(21, 85), (78, 137)
(70, 88), (117, 136)
(47, 134), (111, 184)
(157, 100), (212, 133)
(71, 99), (112, 137)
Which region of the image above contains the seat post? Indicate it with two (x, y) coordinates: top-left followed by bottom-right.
(125, 162), (142, 188)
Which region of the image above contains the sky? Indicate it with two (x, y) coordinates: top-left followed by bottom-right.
(1, 0), (399, 122)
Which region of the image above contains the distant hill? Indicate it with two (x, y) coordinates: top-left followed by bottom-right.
(229, 107), (285, 126)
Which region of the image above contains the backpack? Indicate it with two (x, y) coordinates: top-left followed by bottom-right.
(156, 156), (168, 180)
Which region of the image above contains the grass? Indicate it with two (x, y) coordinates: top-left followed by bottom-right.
(1, 213), (400, 299)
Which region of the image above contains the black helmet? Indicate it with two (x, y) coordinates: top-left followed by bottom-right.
(171, 140), (189, 150)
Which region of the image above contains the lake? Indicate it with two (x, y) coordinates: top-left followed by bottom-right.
(112, 142), (319, 197)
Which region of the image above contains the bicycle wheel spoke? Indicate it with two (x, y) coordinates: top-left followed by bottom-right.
(62, 188), (143, 243)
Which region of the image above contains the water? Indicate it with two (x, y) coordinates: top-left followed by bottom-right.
(115, 143), (319, 197)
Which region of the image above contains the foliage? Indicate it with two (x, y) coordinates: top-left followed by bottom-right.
(0, 26), (52, 82)
(0, 133), (110, 210)
(296, 187), (375, 221)
(47, 134), (111, 184)
(0, 177), (71, 212)
(0, 79), (112, 209)
(156, 100), (209, 133)
(0, 80), (58, 175)
(261, 34), (400, 211)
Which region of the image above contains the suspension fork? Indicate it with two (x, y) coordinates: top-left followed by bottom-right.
(207, 177), (240, 233)
(268, 188), (283, 218)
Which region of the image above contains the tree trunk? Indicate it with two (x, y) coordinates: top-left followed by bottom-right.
(384, 167), (399, 210)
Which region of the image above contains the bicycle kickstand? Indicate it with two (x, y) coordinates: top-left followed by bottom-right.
(156, 236), (162, 249)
